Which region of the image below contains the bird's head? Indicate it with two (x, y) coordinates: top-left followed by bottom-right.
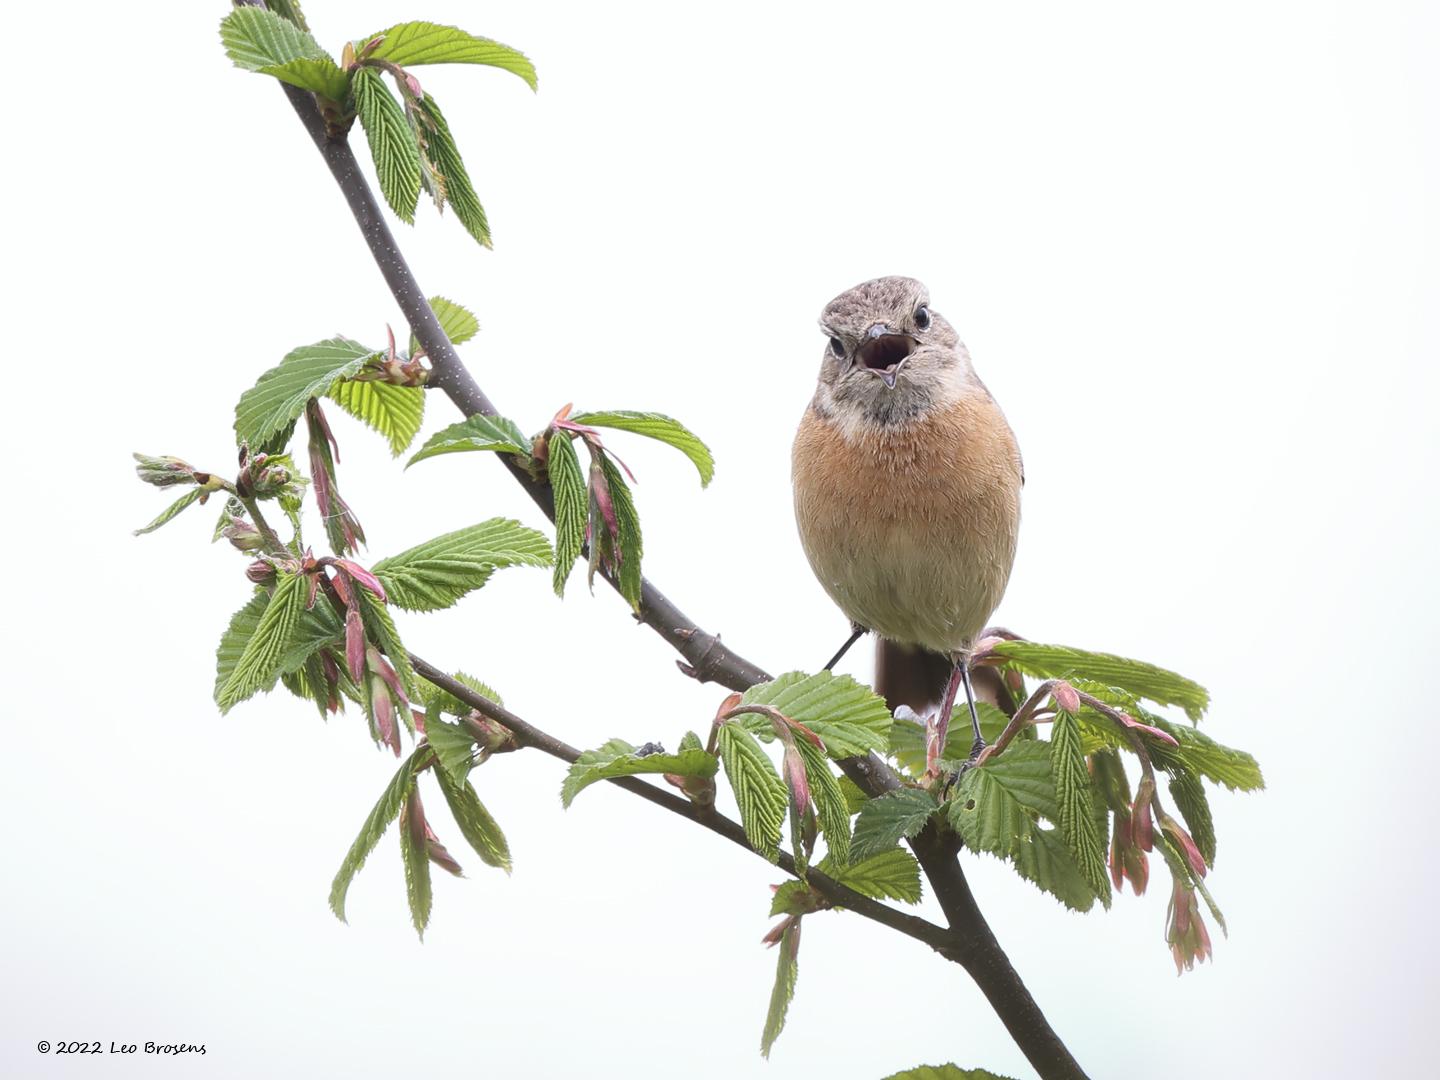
(813, 276), (974, 428)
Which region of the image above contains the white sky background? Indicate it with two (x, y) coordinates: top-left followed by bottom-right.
(3, 1), (1437, 1077)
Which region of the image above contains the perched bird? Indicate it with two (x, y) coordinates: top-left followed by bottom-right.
(791, 276), (1023, 774)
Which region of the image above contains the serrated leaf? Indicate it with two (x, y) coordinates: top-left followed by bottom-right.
(796, 740), (850, 866)
(1051, 710), (1111, 906)
(365, 21), (537, 89)
(882, 1066), (1020, 1080)
(255, 56), (349, 100)
(717, 725), (787, 862)
(424, 717), (476, 785)
(596, 453), (643, 609)
(220, 7), (346, 102)
(822, 848), (922, 904)
(216, 572), (307, 712)
(1150, 721), (1265, 793)
(372, 519), (551, 612)
(570, 411), (715, 487)
(837, 776), (869, 815)
(547, 433), (587, 597)
(740, 671), (892, 758)
(561, 738), (718, 808)
(328, 378), (425, 457)
(410, 296), (478, 356)
(134, 489), (201, 536)
(352, 67), (422, 224)
(435, 768), (511, 872)
(235, 338), (378, 452)
(329, 748), (426, 921)
(850, 788), (938, 861)
(1168, 769), (1216, 866)
(407, 413), (532, 466)
(422, 671), (502, 718)
(416, 94), (491, 246)
(215, 592), (270, 702)
(399, 787), (432, 937)
(949, 749), (1096, 911)
(989, 641), (1209, 722)
(760, 917), (801, 1059)
(355, 588), (418, 707)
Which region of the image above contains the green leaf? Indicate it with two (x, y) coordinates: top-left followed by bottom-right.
(1050, 710), (1111, 906)
(1151, 721), (1265, 793)
(216, 572), (308, 712)
(407, 413), (531, 467)
(1168, 769), (1216, 866)
(351, 67), (422, 224)
(822, 848), (922, 904)
(329, 748), (426, 921)
(837, 775), (869, 815)
(717, 725), (788, 862)
(355, 588), (419, 707)
(949, 747), (1096, 911)
(134, 489), (201, 536)
(411, 296), (479, 356)
(561, 738), (718, 808)
(399, 787), (432, 937)
(547, 433), (587, 597)
(796, 740), (850, 866)
(372, 519), (551, 612)
(888, 701), (1010, 777)
(850, 788), (938, 861)
(424, 717), (476, 785)
(739, 671), (892, 758)
(264, 0), (309, 32)
(435, 768), (511, 872)
(989, 640), (1209, 722)
(220, 7), (347, 100)
(422, 671), (502, 718)
(882, 1066), (1020, 1080)
(760, 916), (801, 1059)
(215, 592), (270, 702)
(596, 453), (644, 609)
(235, 338), (378, 453)
(415, 94), (491, 247)
(570, 411), (715, 487)
(365, 21), (537, 89)
(328, 378), (425, 457)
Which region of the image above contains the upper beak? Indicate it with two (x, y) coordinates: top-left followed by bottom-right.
(858, 323), (916, 390)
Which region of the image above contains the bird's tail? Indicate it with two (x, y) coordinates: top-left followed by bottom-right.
(873, 639), (1012, 717)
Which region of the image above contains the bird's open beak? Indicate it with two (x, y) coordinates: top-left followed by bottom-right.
(858, 323), (916, 390)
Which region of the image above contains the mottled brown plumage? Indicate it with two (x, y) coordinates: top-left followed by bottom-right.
(792, 276), (1023, 760)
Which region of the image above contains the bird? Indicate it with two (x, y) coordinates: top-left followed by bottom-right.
(791, 276), (1023, 775)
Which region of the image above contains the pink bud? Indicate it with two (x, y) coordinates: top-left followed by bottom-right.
(344, 608), (365, 683)
(782, 742), (812, 816)
(336, 560), (386, 602)
(1051, 680), (1081, 714)
(245, 560), (275, 585)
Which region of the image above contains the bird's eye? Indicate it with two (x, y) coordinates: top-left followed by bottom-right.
(914, 305), (931, 331)
(828, 336), (845, 358)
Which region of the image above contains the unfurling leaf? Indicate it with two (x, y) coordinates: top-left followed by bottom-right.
(717, 725), (788, 863)
(216, 571), (308, 712)
(424, 716), (477, 785)
(796, 740), (851, 866)
(235, 338), (379, 453)
(329, 748), (427, 921)
(219, 7), (349, 100)
(596, 453), (643, 609)
(561, 738), (717, 808)
(407, 413), (532, 466)
(739, 671), (892, 758)
(399, 785), (433, 937)
(1168, 768), (1217, 866)
(435, 767), (511, 873)
(987, 640), (1209, 722)
(881, 1066), (1021, 1080)
(413, 94), (491, 247)
(329, 376), (425, 457)
(133, 489), (201, 535)
(569, 411), (715, 487)
(410, 296), (480, 357)
(372, 519), (551, 612)
(546, 433), (587, 597)
(1050, 709), (1111, 906)
(363, 21), (537, 88)
(352, 67), (422, 223)
(850, 787), (938, 861)
(760, 916), (801, 1058)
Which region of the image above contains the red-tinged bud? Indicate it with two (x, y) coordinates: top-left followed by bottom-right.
(1165, 877), (1212, 974)
(461, 714), (519, 757)
(1005, 669), (1025, 693)
(589, 458), (619, 541)
(133, 453), (199, 488)
(664, 771), (717, 808)
(761, 914), (796, 948)
(245, 559), (276, 585)
(335, 559), (386, 602)
(1109, 808), (1150, 896)
(716, 692), (743, 721)
(344, 608), (366, 682)
(319, 650), (342, 713)
(369, 647), (408, 707)
(330, 568), (353, 606)
(1132, 779), (1155, 852)
(781, 741), (812, 818)
(366, 651), (400, 756)
(403, 71), (423, 98)
(223, 519), (264, 552)
(1052, 680), (1081, 714)
(424, 820), (464, 877)
(1158, 811), (1208, 879)
(1116, 710), (1180, 747)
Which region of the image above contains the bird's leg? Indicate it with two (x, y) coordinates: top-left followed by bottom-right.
(959, 660), (987, 761)
(821, 623), (868, 672)
(925, 663), (965, 779)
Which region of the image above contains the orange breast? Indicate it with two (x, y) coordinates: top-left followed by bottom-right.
(792, 391), (1023, 654)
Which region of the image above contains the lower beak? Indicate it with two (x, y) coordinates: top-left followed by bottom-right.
(878, 366), (900, 390)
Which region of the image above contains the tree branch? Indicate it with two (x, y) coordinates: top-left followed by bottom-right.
(248, 60), (1089, 1080)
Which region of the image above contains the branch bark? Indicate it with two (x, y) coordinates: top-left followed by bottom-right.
(243, 49), (1089, 1080)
